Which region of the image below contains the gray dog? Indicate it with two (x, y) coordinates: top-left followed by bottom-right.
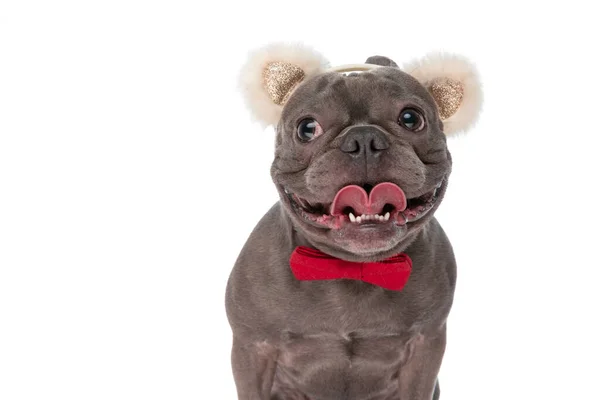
(226, 43), (482, 400)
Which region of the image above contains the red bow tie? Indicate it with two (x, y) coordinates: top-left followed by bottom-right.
(289, 246), (412, 291)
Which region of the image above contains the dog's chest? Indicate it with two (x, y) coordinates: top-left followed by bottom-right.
(268, 283), (427, 399)
(271, 328), (415, 399)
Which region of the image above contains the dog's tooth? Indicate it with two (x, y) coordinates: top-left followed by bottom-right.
(384, 212), (390, 221)
(349, 213), (356, 222)
(356, 216), (362, 223)
(398, 212), (408, 225)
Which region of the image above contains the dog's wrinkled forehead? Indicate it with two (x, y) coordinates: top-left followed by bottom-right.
(239, 43), (482, 136)
(281, 66), (436, 125)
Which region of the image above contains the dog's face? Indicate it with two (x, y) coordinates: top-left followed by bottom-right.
(273, 68), (450, 259)
(240, 44), (482, 260)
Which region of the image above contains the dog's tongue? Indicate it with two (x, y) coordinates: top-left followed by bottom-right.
(330, 182), (407, 216)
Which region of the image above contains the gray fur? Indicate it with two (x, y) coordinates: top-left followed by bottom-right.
(226, 59), (457, 399)
(365, 55), (399, 68)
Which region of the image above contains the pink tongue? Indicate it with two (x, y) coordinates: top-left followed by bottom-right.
(330, 182), (407, 216)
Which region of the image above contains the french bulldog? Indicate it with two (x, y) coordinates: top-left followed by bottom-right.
(225, 43), (482, 400)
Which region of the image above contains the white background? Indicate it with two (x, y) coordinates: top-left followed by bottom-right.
(1, 1), (599, 399)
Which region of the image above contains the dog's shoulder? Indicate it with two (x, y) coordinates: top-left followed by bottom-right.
(225, 202), (295, 334)
(403, 218), (457, 308)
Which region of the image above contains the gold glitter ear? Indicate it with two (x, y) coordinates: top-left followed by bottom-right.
(262, 62), (305, 106)
(428, 78), (464, 120)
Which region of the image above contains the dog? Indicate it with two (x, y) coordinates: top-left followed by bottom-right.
(225, 43), (482, 400)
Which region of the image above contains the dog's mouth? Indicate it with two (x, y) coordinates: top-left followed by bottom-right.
(284, 181), (444, 229)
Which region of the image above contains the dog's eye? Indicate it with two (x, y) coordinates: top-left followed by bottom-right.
(398, 108), (425, 131)
(297, 118), (323, 142)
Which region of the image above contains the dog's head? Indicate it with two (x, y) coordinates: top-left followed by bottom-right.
(239, 43), (482, 261)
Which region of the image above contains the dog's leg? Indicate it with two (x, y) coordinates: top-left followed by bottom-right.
(230, 337), (278, 400)
(398, 325), (446, 400)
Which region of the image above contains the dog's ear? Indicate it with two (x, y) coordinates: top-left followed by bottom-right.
(365, 55), (399, 68)
(403, 53), (483, 135)
(239, 43), (329, 126)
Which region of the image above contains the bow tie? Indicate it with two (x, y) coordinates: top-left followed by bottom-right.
(289, 246), (412, 291)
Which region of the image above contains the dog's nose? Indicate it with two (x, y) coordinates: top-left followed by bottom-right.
(339, 125), (390, 158)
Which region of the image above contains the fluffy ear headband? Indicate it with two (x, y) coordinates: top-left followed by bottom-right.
(239, 43), (482, 135)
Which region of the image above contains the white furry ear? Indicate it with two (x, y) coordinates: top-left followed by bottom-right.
(403, 53), (483, 135)
(238, 43), (329, 126)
